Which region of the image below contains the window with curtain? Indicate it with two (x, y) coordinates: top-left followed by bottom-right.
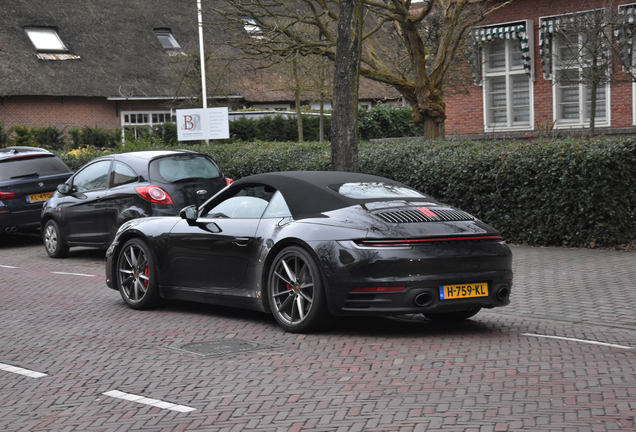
(483, 39), (531, 128)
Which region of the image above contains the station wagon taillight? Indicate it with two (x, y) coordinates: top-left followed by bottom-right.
(135, 185), (173, 205)
(0, 192), (17, 200)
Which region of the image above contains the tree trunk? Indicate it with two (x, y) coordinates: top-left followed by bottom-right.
(319, 100), (324, 142)
(292, 58), (304, 143)
(424, 117), (439, 140)
(330, 0), (364, 172)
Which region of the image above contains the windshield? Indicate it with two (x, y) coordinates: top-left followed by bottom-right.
(150, 155), (220, 183)
(328, 182), (425, 199)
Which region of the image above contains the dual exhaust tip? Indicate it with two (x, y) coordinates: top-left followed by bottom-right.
(413, 284), (510, 307)
(4, 226), (18, 233)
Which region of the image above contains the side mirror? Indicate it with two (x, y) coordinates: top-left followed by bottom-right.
(57, 183), (71, 194)
(180, 205), (198, 224)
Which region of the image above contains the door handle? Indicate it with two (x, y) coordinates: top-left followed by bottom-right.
(233, 237), (249, 246)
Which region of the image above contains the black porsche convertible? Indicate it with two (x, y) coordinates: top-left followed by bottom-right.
(105, 171), (513, 332)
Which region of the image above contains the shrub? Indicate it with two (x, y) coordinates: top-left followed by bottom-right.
(151, 122), (178, 146)
(358, 104), (424, 140)
(32, 126), (66, 149)
(69, 126), (120, 149)
(58, 146), (110, 171)
(0, 123), (8, 148)
(10, 124), (33, 146)
(229, 114), (331, 142)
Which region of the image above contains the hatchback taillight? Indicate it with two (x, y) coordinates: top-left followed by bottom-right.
(135, 185), (173, 204)
(226, 178), (233, 186)
(0, 192), (17, 200)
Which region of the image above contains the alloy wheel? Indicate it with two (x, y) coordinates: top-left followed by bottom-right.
(269, 250), (316, 327)
(118, 242), (150, 305)
(44, 224), (58, 255)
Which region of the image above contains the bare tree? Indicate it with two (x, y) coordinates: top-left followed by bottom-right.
(214, 0), (512, 140)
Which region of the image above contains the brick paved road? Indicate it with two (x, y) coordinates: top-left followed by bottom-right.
(0, 234), (634, 431)
(504, 244), (636, 329)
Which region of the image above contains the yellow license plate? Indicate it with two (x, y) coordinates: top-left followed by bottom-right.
(440, 282), (488, 300)
(26, 191), (53, 203)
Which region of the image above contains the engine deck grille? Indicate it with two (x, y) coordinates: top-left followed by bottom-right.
(376, 208), (474, 223)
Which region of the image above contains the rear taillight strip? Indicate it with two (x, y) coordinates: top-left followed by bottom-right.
(351, 286), (405, 293)
(360, 235), (502, 245)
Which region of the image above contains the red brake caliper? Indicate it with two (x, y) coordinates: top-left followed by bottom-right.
(143, 265), (149, 287)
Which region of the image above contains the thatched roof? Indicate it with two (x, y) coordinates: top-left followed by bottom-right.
(0, 0), (398, 103)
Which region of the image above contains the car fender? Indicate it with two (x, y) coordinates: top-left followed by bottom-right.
(259, 219), (369, 314)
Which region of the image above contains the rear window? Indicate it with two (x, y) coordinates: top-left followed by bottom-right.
(0, 156), (71, 181)
(150, 155), (220, 183)
(328, 182), (425, 199)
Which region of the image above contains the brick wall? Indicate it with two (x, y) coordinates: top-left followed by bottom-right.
(0, 96), (176, 131)
(445, 0), (636, 136)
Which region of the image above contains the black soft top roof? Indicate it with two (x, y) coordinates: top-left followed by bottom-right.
(231, 171), (421, 219)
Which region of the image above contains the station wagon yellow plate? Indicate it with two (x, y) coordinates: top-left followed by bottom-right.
(26, 191), (53, 203)
(439, 282), (488, 300)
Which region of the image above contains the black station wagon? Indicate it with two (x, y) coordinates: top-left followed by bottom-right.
(0, 147), (73, 234)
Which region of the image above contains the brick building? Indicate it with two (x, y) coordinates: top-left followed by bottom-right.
(445, 0), (636, 138)
(0, 0), (397, 134)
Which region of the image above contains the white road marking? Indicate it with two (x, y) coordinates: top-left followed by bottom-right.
(0, 362), (47, 378)
(0, 265), (18, 268)
(52, 272), (96, 277)
(103, 390), (196, 413)
(522, 333), (633, 350)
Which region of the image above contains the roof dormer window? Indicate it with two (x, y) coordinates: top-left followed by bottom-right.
(24, 27), (68, 52)
(242, 18), (264, 39)
(154, 29), (180, 49)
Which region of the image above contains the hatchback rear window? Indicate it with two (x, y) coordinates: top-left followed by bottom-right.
(150, 156), (220, 183)
(328, 182), (425, 199)
(0, 156), (71, 181)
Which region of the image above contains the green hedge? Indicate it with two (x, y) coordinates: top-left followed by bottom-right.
(230, 114), (331, 142)
(230, 105), (423, 142)
(198, 138), (636, 247)
(357, 139), (636, 247)
(0, 105), (422, 150)
(52, 137), (636, 247)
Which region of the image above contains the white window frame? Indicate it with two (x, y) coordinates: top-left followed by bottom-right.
(24, 28), (68, 52)
(154, 29), (180, 49)
(251, 104), (291, 111)
(482, 39), (534, 132)
(120, 111), (173, 142)
(541, 13), (611, 129)
(121, 111), (173, 126)
(619, 3), (636, 125)
(479, 21), (534, 132)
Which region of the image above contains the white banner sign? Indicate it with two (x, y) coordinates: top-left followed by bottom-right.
(176, 107), (230, 141)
